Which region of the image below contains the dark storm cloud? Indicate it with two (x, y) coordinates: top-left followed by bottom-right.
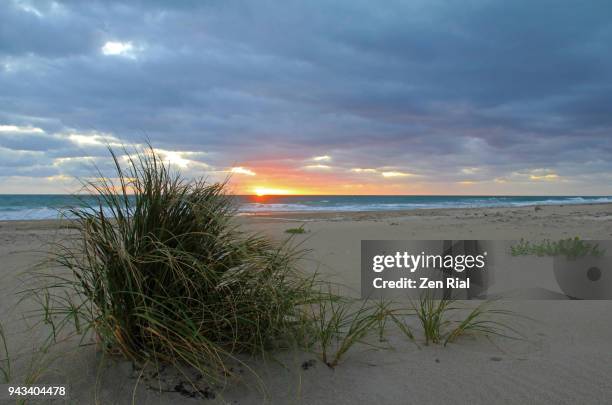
(0, 0), (611, 192)
(0, 1), (101, 57)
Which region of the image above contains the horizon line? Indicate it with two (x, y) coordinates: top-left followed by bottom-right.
(0, 193), (611, 197)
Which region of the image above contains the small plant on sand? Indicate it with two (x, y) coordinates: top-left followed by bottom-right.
(374, 299), (392, 342)
(511, 237), (604, 259)
(444, 301), (522, 346)
(311, 296), (398, 368)
(0, 321), (11, 383)
(34, 146), (324, 385)
(373, 299), (416, 344)
(412, 291), (452, 345)
(412, 292), (521, 346)
(285, 226), (307, 234)
(0, 320), (57, 394)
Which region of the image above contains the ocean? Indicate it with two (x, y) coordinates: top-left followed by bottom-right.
(0, 194), (611, 221)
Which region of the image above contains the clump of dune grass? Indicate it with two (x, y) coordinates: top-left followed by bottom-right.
(285, 226), (307, 235)
(34, 146), (323, 385)
(312, 297), (380, 368)
(510, 237), (604, 259)
(310, 296), (413, 368)
(412, 292), (521, 346)
(372, 299), (415, 343)
(412, 291), (452, 345)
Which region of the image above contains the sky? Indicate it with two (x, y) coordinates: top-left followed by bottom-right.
(0, 0), (611, 195)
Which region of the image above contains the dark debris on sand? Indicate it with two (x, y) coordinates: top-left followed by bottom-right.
(301, 359), (316, 370)
(173, 381), (216, 399)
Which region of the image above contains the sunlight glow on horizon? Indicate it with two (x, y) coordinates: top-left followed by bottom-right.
(253, 187), (294, 196)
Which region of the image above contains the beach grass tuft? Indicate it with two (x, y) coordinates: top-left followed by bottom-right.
(311, 296), (392, 368)
(510, 237), (604, 258)
(412, 291), (452, 345)
(412, 292), (522, 346)
(0, 321), (10, 383)
(35, 145), (324, 385)
(285, 226), (307, 234)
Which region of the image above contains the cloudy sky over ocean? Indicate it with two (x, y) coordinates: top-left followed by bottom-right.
(1, 0), (611, 194)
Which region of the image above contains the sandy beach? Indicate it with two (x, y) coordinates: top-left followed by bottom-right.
(2, 0), (611, 403)
(1, 203), (612, 404)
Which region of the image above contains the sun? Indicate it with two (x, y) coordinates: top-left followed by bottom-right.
(253, 187), (292, 196)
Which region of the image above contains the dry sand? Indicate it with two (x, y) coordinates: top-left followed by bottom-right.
(1, 203), (611, 404)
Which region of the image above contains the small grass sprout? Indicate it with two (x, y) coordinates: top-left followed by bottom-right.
(0, 321), (11, 383)
(285, 226), (307, 235)
(444, 301), (523, 346)
(311, 297), (395, 368)
(411, 292), (522, 346)
(511, 237), (604, 259)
